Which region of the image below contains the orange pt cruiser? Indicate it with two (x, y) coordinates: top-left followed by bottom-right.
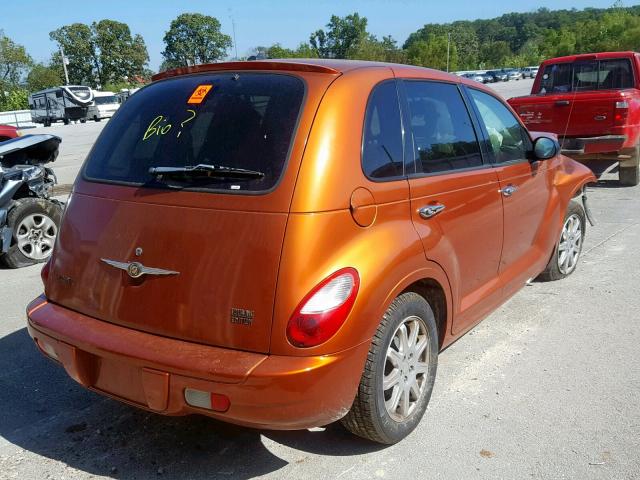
(27, 60), (596, 444)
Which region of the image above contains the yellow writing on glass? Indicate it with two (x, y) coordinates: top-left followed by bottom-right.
(143, 115), (172, 141)
(177, 109), (196, 138)
(142, 110), (198, 141)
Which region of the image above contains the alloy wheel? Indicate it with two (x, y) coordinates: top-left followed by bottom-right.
(557, 213), (583, 275)
(383, 315), (430, 422)
(16, 213), (57, 260)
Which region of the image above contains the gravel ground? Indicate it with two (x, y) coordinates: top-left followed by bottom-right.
(2, 75), (639, 480)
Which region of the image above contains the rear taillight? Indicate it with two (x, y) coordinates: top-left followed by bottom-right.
(614, 100), (629, 125)
(286, 268), (360, 348)
(41, 259), (51, 285)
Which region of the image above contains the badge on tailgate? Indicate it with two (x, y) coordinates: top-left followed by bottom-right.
(101, 258), (180, 279)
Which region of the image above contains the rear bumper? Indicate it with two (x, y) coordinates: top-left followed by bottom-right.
(560, 135), (629, 157)
(26, 296), (369, 430)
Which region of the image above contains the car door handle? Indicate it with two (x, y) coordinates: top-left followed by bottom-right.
(418, 204), (446, 219)
(501, 185), (518, 197)
(594, 114), (607, 121)
(555, 100), (570, 106)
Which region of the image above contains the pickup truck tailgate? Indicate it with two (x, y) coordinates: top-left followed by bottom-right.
(509, 91), (618, 137)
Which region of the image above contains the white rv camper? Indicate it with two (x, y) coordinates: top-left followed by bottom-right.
(86, 91), (120, 121)
(28, 86), (93, 126)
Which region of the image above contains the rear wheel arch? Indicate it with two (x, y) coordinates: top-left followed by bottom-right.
(375, 261), (454, 351)
(401, 278), (448, 350)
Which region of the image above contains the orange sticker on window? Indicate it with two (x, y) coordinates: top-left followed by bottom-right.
(187, 85), (213, 104)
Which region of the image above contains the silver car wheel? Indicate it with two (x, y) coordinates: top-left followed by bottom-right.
(383, 315), (430, 422)
(557, 213), (583, 275)
(16, 213), (57, 260)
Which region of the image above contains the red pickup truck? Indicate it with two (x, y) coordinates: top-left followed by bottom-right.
(508, 51), (640, 186)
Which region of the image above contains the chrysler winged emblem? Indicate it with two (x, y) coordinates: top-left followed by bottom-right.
(101, 258), (180, 279)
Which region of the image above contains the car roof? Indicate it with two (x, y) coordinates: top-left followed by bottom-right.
(542, 51), (638, 65)
(154, 58), (456, 80)
(151, 58), (500, 97)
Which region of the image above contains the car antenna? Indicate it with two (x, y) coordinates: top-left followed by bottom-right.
(560, 64), (581, 152)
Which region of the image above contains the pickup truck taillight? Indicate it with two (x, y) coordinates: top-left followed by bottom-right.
(614, 100), (629, 126)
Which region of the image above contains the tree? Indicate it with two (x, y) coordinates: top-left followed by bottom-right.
(0, 88), (28, 111)
(519, 39), (543, 66)
(349, 35), (406, 63)
(479, 40), (511, 68)
(162, 13), (232, 69)
(26, 63), (62, 91)
(50, 21), (148, 87)
(406, 36), (458, 72)
(247, 42), (318, 60)
(0, 32), (32, 86)
(49, 23), (97, 85)
(0, 32), (32, 109)
(93, 20), (149, 86)
(310, 13), (368, 58)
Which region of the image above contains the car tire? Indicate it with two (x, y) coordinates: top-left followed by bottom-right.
(619, 144), (640, 186)
(94, 116), (101, 122)
(63, 117), (70, 125)
(537, 200), (586, 282)
(0, 198), (62, 269)
(341, 292), (438, 444)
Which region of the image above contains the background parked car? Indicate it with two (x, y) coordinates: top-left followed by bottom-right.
(506, 69), (522, 81)
(508, 51), (640, 186)
(462, 72), (485, 83)
(485, 70), (509, 82)
(479, 72), (494, 83)
(521, 66), (539, 78)
(0, 124), (21, 142)
(0, 134), (63, 268)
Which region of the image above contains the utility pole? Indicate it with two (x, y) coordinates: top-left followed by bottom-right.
(232, 18), (238, 59)
(60, 47), (70, 85)
(446, 32), (451, 73)
(229, 12), (238, 60)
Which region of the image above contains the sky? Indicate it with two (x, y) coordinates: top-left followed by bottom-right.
(1, 0), (624, 71)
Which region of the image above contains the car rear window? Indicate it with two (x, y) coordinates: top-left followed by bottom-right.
(538, 58), (634, 94)
(84, 73), (305, 192)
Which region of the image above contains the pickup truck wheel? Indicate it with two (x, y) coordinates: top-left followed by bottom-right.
(0, 198), (62, 269)
(537, 200), (586, 282)
(341, 292), (438, 444)
(619, 146), (640, 186)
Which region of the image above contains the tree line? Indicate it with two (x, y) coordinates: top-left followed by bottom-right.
(2, 4), (640, 111)
(253, 4), (640, 71)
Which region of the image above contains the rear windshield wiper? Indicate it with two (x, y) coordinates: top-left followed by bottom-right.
(148, 164), (264, 180)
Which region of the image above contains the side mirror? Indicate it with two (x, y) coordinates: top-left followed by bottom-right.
(532, 136), (558, 160)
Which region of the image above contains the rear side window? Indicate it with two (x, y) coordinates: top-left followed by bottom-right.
(362, 81), (404, 179)
(599, 59), (633, 89)
(404, 81), (482, 174)
(84, 73), (305, 192)
(469, 89), (529, 163)
(539, 63), (573, 93)
(539, 59), (634, 93)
